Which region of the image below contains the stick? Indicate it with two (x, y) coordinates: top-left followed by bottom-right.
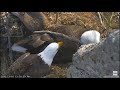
(55, 13), (59, 24)
(97, 12), (107, 29)
(6, 12), (13, 64)
(77, 16), (87, 29)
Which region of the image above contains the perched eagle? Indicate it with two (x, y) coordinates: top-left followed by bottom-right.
(5, 42), (63, 78)
(33, 31), (80, 63)
(80, 30), (100, 45)
(11, 31), (80, 64)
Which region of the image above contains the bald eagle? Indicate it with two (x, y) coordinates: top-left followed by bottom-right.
(80, 30), (100, 45)
(6, 42), (63, 78)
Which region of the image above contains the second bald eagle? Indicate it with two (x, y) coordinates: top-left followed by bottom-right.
(6, 42), (63, 78)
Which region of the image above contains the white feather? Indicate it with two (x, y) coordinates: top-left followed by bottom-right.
(37, 43), (59, 66)
(80, 30), (100, 45)
(11, 44), (27, 53)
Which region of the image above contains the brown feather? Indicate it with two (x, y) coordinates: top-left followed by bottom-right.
(5, 53), (50, 78)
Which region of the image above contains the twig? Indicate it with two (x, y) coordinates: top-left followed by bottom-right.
(99, 12), (109, 24)
(55, 13), (59, 24)
(77, 16), (87, 28)
(97, 12), (107, 29)
(109, 12), (115, 27)
(6, 12), (13, 64)
(110, 12), (114, 22)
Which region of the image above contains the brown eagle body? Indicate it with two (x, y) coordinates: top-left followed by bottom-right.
(5, 53), (50, 78)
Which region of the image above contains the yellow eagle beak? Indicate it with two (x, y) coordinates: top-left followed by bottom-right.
(57, 41), (64, 47)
